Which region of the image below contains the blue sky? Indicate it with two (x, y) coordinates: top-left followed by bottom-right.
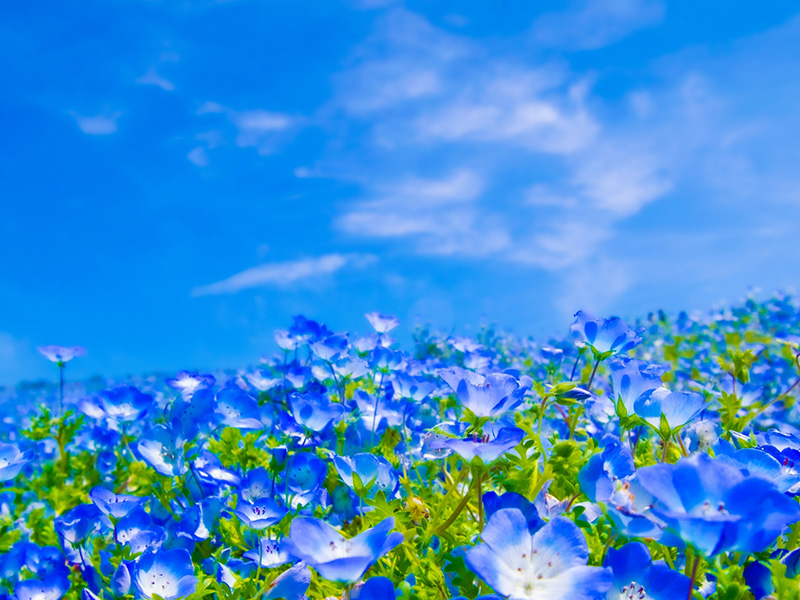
(2, 0), (800, 384)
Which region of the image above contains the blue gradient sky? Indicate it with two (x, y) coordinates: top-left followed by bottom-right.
(2, 0), (800, 384)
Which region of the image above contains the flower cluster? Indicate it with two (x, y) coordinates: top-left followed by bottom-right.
(1, 294), (800, 600)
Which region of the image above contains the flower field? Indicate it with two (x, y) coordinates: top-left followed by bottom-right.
(3, 295), (800, 600)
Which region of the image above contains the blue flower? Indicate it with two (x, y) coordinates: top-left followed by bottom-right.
(115, 506), (166, 554)
(137, 425), (187, 477)
(233, 496), (287, 530)
(570, 311), (642, 358)
(636, 453), (800, 556)
(333, 453), (399, 499)
(132, 548), (197, 600)
(718, 446), (800, 495)
(0, 442), (32, 481)
(465, 509), (612, 599)
(578, 435), (635, 505)
(289, 392), (344, 432)
(54, 504), (102, 551)
(436, 367), (525, 418)
(609, 358), (668, 415)
(165, 371), (215, 398)
(242, 537), (295, 568)
(354, 576), (396, 600)
(482, 491), (543, 533)
(603, 542), (690, 600)
(286, 452), (327, 495)
(98, 385), (154, 423)
(365, 312), (400, 334)
(634, 389), (706, 433)
(36, 345), (86, 364)
(438, 426), (525, 463)
(14, 574), (70, 600)
(89, 487), (144, 519)
(263, 562), (311, 600)
(286, 516), (403, 583)
(215, 385), (263, 430)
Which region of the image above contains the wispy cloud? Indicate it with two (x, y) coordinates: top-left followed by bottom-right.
(71, 111), (122, 135)
(531, 0), (665, 50)
(337, 170), (511, 257)
(136, 69), (175, 91)
(192, 253), (377, 296)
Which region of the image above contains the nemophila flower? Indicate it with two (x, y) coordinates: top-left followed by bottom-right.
(392, 373), (435, 401)
(570, 311), (643, 358)
(333, 453), (399, 499)
(239, 467), (274, 502)
(436, 367), (525, 418)
(36, 345), (86, 364)
(264, 562), (311, 600)
(369, 346), (401, 372)
(465, 509), (613, 599)
(0, 442), (32, 481)
(482, 491), (542, 532)
(577, 438), (671, 541)
(192, 450), (241, 487)
(89, 487), (144, 519)
(16, 544), (71, 581)
(579, 435), (635, 504)
(603, 542), (690, 600)
(202, 556), (236, 590)
(332, 357), (369, 380)
(115, 506), (166, 554)
(100, 385), (154, 422)
(353, 576), (396, 600)
(245, 370), (282, 392)
(365, 312), (400, 334)
(289, 392), (344, 432)
(310, 333), (349, 362)
(243, 537), (294, 568)
(275, 329), (303, 351)
(14, 574), (70, 600)
(716, 446), (800, 494)
(450, 336), (482, 353)
(286, 516), (403, 583)
(54, 504), (102, 553)
(634, 389), (706, 433)
(233, 496), (287, 530)
(165, 371), (215, 398)
(137, 424), (187, 477)
(178, 497), (223, 541)
(111, 562), (132, 596)
(133, 549), (197, 600)
(215, 385), (263, 430)
(609, 358), (668, 415)
(636, 453), (800, 556)
(439, 426), (525, 463)
(287, 452), (327, 495)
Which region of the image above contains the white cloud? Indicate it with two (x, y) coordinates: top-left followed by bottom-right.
(233, 110), (295, 154)
(532, 0), (665, 50)
(191, 253), (376, 296)
(571, 147), (672, 217)
(71, 111), (122, 135)
(337, 170), (511, 256)
(136, 69), (175, 91)
(187, 147), (209, 167)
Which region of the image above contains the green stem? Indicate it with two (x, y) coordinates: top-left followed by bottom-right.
(586, 358), (601, 393)
(370, 370), (386, 447)
(477, 469), (484, 530)
(436, 479), (476, 534)
(58, 365), (64, 418)
(687, 553), (700, 600)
